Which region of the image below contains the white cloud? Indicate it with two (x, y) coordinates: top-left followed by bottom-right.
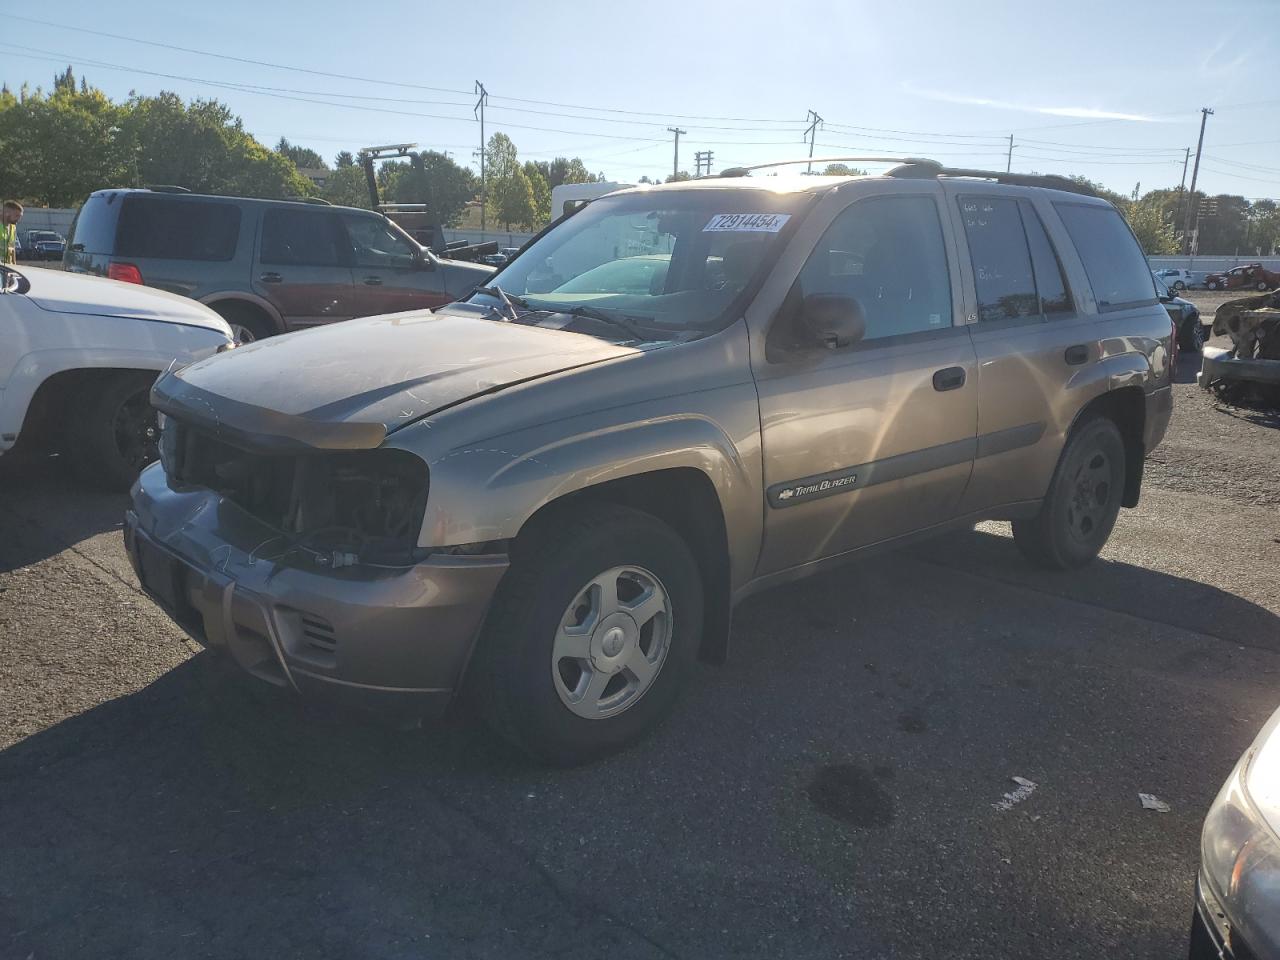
(904, 85), (1161, 123)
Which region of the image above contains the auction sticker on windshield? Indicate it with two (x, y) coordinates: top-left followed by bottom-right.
(703, 213), (791, 233)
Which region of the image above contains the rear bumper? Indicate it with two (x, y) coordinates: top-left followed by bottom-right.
(126, 464), (509, 720)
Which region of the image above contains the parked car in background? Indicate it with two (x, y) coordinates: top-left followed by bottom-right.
(1204, 263), (1280, 291)
(127, 163), (1174, 764)
(0, 263), (234, 489)
(1152, 267), (1194, 290)
(64, 189), (493, 343)
(479, 246), (523, 268)
(25, 230), (66, 262)
(1155, 275), (1207, 352)
(1191, 701), (1280, 960)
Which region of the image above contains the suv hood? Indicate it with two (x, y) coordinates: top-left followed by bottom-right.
(25, 266), (232, 336)
(152, 307), (639, 451)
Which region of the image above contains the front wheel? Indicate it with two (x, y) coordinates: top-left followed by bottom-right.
(472, 503), (704, 765)
(1013, 417), (1126, 570)
(1206, 281), (1219, 290)
(1257, 281), (1270, 291)
(67, 372), (160, 491)
(1173, 280), (1186, 291)
(1179, 317), (1205, 353)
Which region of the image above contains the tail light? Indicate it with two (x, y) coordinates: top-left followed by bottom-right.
(107, 262), (143, 284)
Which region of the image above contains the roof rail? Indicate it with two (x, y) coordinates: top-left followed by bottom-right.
(290, 196), (332, 205)
(716, 156), (931, 178)
(885, 160), (1097, 196)
(145, 184), (191, 194)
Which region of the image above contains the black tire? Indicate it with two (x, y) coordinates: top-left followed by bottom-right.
(1173, 280), (1186, 291)
(1012, 417), (1126, 570)
(1178, 317), (1205, 353)
(67, 372), (160, 491)
(1257, 281), (1270, 291)
(473, 503), (704, 765)
(210, 301), (275, 343)
(1206, 281), (1219, 291)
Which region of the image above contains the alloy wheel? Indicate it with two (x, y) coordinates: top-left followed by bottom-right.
(551, 565), (673, 720)
(112, 388), (159, 472)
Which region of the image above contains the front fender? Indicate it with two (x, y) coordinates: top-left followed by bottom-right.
(412, 388), (762, 592)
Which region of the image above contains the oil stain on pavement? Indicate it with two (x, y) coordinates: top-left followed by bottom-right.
(806, 763), (895, 827)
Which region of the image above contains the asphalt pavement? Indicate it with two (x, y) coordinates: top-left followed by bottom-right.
(1, 354), (1278, 960)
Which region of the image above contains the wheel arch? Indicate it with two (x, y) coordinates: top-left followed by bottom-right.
(512, 467), (734, 665)
(200, 292), (284, 335)
(1065, 385), (1146, 508)
(11, 366), (159, 454)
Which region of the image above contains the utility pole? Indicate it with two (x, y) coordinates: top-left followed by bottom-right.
(1182, 107), (1213, 256)
(1175, 146), (1191, 246)
(693, 150), (714, 177)
(804, 110), (823, 173)
(474, 81), (488, 231)
(667, 127), (686, 179)
(1006, 134), (1014, 173)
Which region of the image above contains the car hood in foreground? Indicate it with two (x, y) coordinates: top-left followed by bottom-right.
(151, 307), (639, 452)
(24, 266), (232, 336)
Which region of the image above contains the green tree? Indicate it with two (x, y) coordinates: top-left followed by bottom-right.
(524, 160), (551, 226)
(334, 150), (355, 168)
(275, 137), (327, 170)
(499, 166), (536, 230)
(821, 163), (866, 176)
(386, 150), (476, 226)
(1123, 195), (1177, 255)
(665, 170), (692, 183)
(116, 93), (312, 198)
(320, 163), (373, 208)
(546, 156), (599, 188)
(0, 78), (125, 205)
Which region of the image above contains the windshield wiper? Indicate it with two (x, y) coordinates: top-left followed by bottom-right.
(473, 284), (528, 322)
(562, 304), (650, 340)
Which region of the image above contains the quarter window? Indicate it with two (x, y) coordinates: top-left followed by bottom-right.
(115, 197), (241, 262)
(260, 209), (345, 267)
(1019, 201), (1073, 315)
(1053, 202), (1156, 310)
(794, 195), (953, 342)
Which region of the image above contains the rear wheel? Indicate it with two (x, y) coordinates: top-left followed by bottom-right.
(1173, 280), (1186, 291)
(210, 301), (275, 344)
(1179, 317), (1205, 353)
(1257, 280), (1269, 291)
(1013, 417), (1126, 570)
(473, 503), (703, 765)
(67, 372), (160, 491)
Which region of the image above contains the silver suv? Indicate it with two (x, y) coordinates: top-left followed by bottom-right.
(126, 160), (1175, 764)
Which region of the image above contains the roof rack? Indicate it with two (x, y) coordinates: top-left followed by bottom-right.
(145, 184), (191, 194)
(714, 156), (1097, 197)
(885, 159), (1096, 196)
(290, 196), (332, 205)
(717, 156), (927, 178)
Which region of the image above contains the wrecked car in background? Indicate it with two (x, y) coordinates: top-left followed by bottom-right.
(1203, 263), (1280, 292)
(126, 161), (1174, 764)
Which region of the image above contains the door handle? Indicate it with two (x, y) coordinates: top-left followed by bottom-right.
(932, 366), (966, 392)
(258, 272), (282, 283)
(361, 276), (384, 286)
(1064, 344), (1089, 365)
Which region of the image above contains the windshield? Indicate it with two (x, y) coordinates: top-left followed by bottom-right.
(469, 190), (810, 337)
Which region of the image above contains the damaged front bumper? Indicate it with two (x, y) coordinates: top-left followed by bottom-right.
(125, 463), (508, 720)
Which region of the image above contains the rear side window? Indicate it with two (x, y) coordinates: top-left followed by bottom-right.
(116, 196), (241, 261)
(958, 196), (1038, 322)
(1053, 203), (1155, 310)
(67, 194), (122, 255)
(261, 209), (345, 267)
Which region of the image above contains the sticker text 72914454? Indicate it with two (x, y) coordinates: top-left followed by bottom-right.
(703, 213), (791, 233)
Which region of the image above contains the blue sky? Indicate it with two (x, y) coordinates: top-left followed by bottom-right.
(3, 0), (1279, 197)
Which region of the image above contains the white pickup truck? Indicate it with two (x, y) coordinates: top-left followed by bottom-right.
(0, 265), (234, 489)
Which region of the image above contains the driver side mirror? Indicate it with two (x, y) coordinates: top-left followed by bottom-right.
(799, 293), (866, 349)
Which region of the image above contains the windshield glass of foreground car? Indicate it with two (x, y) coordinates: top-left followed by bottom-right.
(470, 190), (811, 336)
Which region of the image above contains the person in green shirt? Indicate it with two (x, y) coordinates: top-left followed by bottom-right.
(1, 200), (23, 265)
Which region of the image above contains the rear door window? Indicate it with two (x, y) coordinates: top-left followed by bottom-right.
(1053, 202), (1156, 310)
(260, 209), (346, 267)
(957, 196), (1039, 322)
(116, 196), (241, 261)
